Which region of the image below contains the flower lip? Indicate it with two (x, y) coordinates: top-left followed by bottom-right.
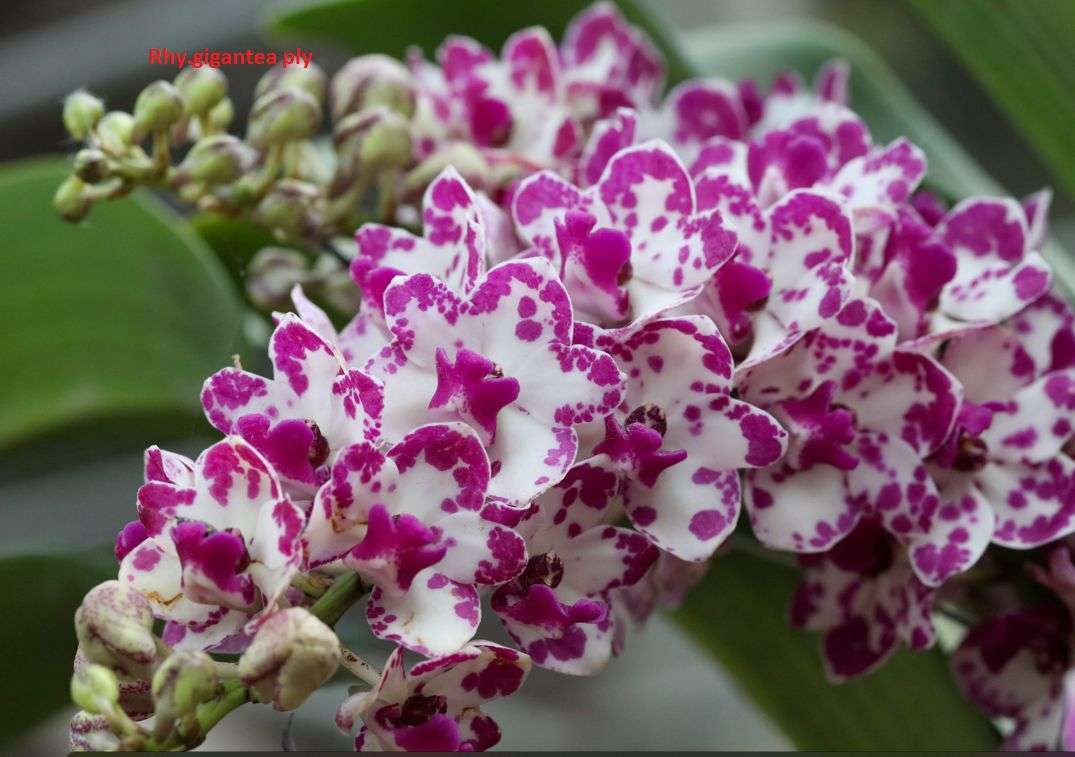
(428, 347), (522, 443)
(776, 382), (858, 472)
(594, 414), (687, 488)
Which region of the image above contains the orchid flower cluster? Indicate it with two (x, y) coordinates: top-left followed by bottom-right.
(64, 2), (1075, 752)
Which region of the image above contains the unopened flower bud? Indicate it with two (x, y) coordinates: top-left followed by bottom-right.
(70, 711), (120, 752)
(330, 55), (415, 122)
(75, 648), (153, 720)
(208, 97), (235, 132)
(75, 580), (158, 678)
(176, 135), (256, 185)
(255, 179), (323, 242)
(333, 107), (411, 182)
(246, 88), (322, 149)
(73, 148), (110, 183)
(403, 142), (489, 200)
(151, 650), (218, 735)
(174, 67), (228, 116)
(71, 663), (120, 715)
(246, 247), (310, 310)
(96, 111), (136, 156)
(54, 176), (91, 222)
(255, 62), (328, 105)
(63, 90), (105, 141)
(239, 608), (340, 711)
(132, 81), (185, 140)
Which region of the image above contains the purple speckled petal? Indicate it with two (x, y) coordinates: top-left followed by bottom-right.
(561, 0), (664, 110)
(738, 190), (855, 373)
(977, 457), (1075, 548)
(513, 170), (592, 262)
(657, 78), (747, 160)
(822, 138), (926, 235)
(491, 581), (613, 675)
(434, 510), (527, 586)
(688, 135), (749, 182)
(576, 107), (638, 187)
(693, 170), (768, 265)
(980, 368), (1075, 464)
(559, 524), (657, 595)
(247, 498), (305, 604)
(952, 607), (1070, 750)
(1006, 289), (1075, 377)
(354, 167), (486, 307)
(746, 463), (860, 552)
(367, 567), (481, 656)
(789, 519), (935, 682)
(910, 473), (994, 587)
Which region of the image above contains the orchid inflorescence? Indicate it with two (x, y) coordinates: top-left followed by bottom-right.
(62, 2), (1075, 751)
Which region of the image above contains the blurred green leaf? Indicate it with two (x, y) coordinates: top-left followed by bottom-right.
(910, 0), (1075, 202)
(0, 160), (246, 473)
(0, 547), (115, 745)
(265, 0), (694, 84)
(675, 549), (997, 749)
(190, 212), (276, 289)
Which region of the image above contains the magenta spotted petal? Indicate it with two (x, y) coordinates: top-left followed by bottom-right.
(932, 197), (1052, 331)
(789, 518), (936, 682)
(491, 459), (657, 675)
(595, 317), (787, 559)
(736, 190), (855, 373)
(952, 606), (1071, 751)
(367, 258), (624, 505)
(338, 642), (530, 752)
(354, 167), (486, 314)
(201, 314), (383, 493)
(514, 140), (738, 327)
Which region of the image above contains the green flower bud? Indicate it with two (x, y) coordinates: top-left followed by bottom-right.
(75, 580), (158, 678)
(63, 90), (105, 141)
(151, 650), (218, 737)
(176, 135), (256, 185)
(207, 97), (235, 132)
(255, 179), (323, 242)
(246, 88), (322, 150)
(246, 247), (310, 310)
(73, 148), (110, 184)
(132, 81), (185, 140)
(54, 176), (92, 222)
(96, 111), (136, 156)
(333, 107), (412, 178)
(69, 711), (120, 753)
(239, 608), (340, 711)
(174, 67), (228, 116)
(255, 62), (328, 105)
(330, 55), (415, 122)
(75, 647), (153, 720)
(402, 141), (489, 200)
(71, 663), (120, 715)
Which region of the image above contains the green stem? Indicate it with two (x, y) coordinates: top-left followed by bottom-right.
(310, 572), (364, 626)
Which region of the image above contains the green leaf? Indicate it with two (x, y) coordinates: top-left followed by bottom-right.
(0, 159), (246, 472)
(910, 0), (1075, 202)
(190, 212), (276, 290)
(0, 547), (115, 745)
(265, 0), (694, 85)
(674, 550), (998, 750)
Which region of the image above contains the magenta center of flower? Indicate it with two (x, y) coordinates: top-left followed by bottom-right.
(429, 347), (521, 443)
(555, 210), (633, 289)
(594, 410), (687, 487)
(378, 694), (449, 730)
(349, 503), (447, 592)
(470, 96), (513, 147)
(776, 382), (858, 472)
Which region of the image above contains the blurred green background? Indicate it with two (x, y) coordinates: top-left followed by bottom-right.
(2, 0), (1072, 751)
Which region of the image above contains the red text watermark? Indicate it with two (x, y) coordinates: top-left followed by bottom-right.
(147, 47), (315, 69)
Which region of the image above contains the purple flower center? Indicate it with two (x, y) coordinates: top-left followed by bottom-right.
(594, 413), (686, 487)
(349, 503), (447, 592)
(470, 96), (513, 147)
(429, 347), (521, 443)
(777, 382), (858, 472)
(378, 694), (449, 729)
